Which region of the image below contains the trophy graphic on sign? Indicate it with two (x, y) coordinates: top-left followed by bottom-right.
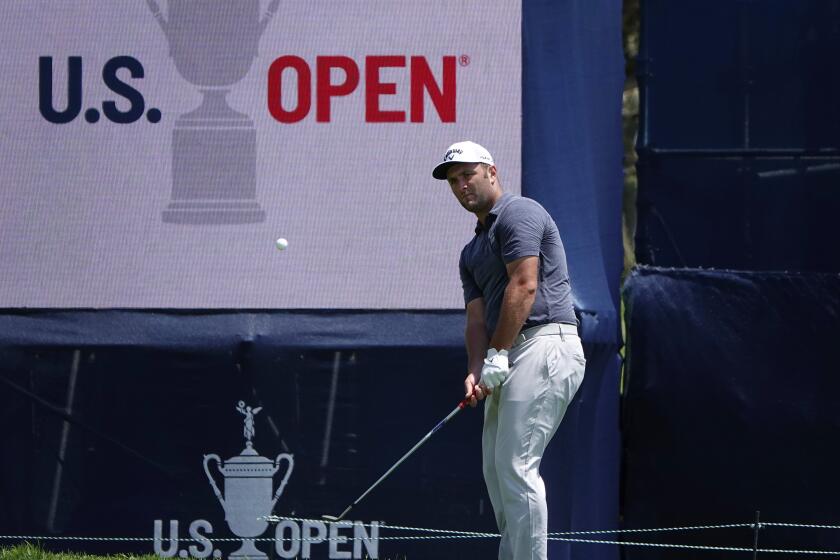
(203, 402), (294, 560)
(146, 0), (280, 224)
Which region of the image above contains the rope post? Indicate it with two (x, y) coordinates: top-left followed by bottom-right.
(752, 510), (761, 560)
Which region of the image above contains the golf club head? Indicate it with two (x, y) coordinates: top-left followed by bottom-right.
(321, 514), (342, 522)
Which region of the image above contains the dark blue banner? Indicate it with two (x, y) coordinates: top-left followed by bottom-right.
(622, 267), (840, 559)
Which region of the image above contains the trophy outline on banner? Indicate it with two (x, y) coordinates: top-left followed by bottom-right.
(146, 0), (280, 225)
(203, 401), (294, 560)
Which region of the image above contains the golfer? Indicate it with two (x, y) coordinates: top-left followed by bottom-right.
(433, 141), (586, 560)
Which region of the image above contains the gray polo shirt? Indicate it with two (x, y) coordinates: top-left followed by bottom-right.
(458, 192), (576, 336)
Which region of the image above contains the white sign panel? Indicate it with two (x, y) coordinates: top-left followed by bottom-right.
(0, 1), (521, 308)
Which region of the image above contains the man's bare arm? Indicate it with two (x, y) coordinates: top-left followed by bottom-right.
(464, 297), (489, 406)
(488, 256), (539, 351)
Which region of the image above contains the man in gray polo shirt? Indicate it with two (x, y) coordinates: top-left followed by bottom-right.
(433, 141), (586, 560)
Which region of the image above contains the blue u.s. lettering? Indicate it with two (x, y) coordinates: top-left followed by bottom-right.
(38, 56), (161, 124)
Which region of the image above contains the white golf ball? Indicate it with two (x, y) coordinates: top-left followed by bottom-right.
(275, 237), (288, 250)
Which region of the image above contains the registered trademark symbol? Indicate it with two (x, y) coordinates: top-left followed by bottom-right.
(459, 54), (471, 66)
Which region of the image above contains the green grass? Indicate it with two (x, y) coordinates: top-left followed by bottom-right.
(0, 543), (158, 560)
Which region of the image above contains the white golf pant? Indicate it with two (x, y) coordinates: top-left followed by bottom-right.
(483, 324), (586, 560)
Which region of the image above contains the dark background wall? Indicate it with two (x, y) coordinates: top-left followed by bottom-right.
(623, 1), (840, 558)
(635, 0), (840, 272)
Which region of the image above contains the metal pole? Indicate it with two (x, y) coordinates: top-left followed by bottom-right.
(47, 349), (81, 532)
(318, 351), (342, 485)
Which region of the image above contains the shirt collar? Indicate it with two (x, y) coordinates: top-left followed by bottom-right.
(474, 192), (514, 233)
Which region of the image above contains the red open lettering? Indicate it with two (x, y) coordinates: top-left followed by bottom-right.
(410, 56), (456, 123)
(365, 56), (405, 123)
(316, 56), (360, 123)
(267, 56), (311, 124)
(267, 55), (457, 123)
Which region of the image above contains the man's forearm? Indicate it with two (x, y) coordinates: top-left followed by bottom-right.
(465, 321), (489, 374)
(488, 282), (536, 350)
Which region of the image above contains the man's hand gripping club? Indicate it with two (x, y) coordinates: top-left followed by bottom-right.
(464, 348), (510, 407)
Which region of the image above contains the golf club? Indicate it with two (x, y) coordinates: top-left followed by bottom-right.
(321, 391), (476, 522)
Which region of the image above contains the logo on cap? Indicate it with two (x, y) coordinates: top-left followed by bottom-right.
(444, 148), (463, 161)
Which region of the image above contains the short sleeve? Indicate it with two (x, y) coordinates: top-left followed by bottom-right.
(459, 250), (482, 305)
(495, 199), (545, 263)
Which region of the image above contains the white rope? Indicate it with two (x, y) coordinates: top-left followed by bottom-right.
(3, 516), (840, 553)
(1, 536), (151, 542)
(3, 534), (840, 554)
(549, 537), (840, 555)
(266, 516), (754, 537)
(0, 536), (262, 542)
(0, 535), (495, 543)
(549, 522), (754, 536)
(764, 523), (840, 530)
(265, 515), (499, 538)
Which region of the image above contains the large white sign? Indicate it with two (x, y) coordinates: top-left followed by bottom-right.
(0, 1), (521, 308)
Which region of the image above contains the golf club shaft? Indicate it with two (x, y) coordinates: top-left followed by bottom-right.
(332, 396), (471, 521)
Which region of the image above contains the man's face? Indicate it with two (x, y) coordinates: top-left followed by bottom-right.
(446, 162), (498, 215)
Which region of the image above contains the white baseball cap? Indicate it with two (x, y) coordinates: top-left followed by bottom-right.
(432, 141), (495, 180)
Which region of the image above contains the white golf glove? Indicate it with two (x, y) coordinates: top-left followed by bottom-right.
(480, 348), (510, 390)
